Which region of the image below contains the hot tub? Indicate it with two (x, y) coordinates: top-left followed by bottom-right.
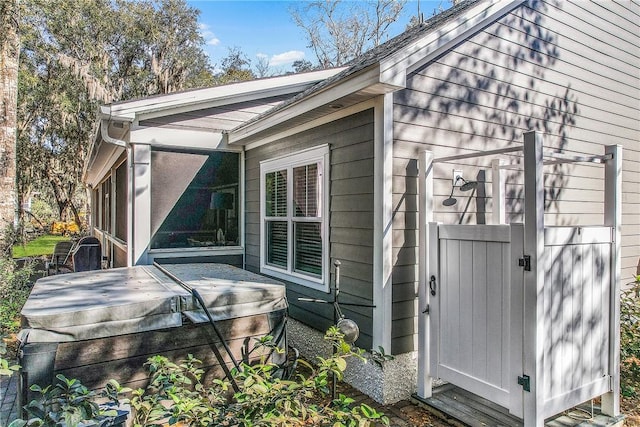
(17, 263), (288, 410)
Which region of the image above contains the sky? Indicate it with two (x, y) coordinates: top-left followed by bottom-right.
(186, 1), (446, 73)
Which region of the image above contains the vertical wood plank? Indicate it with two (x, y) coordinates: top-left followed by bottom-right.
(472, 240), (488, 381)
(459, 241), (474, 373)
(428, 223), (440, 379)
(509, 223), (525, 418)
(486, 241), (503, 387)
(500, 241), (511, 389)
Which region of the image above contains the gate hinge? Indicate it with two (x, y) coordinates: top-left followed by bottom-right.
(518, 255), (531, 271)
(518, 374), (531, 392)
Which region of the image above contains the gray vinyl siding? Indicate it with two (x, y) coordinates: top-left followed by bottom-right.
(391, 0), (640, 354)
(245, 109), (375, 350)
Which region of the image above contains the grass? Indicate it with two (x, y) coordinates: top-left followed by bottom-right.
(12, 234), (70, 258)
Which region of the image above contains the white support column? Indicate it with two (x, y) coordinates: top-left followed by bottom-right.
(492, 158), (506, 224)
(372, 93), (393, 353)
(522, 131), (545, 427)
(126, 147), (134, 267)
(417, 150), (434, 398)
(131, 144), (151, 265)
(602, 144), (622, 416)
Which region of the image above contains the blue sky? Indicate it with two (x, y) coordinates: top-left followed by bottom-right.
(187, 1), (445, 73)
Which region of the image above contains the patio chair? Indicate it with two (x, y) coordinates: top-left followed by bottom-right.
(46, 241), (74, 275)
(72, 236), (102, 272)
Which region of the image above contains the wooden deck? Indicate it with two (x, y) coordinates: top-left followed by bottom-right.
(413, 384), (626, 427)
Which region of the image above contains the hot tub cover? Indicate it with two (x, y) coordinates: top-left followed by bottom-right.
(20, 264), (287, 343)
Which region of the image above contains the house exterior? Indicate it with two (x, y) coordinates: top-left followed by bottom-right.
(86, 0), (639, 411)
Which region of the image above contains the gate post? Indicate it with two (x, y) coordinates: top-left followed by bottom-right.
(602, 144), (622, 416)
(522, 131), (545, 427)
(417, 150), (434, 398)
(491, 158), (506, 224)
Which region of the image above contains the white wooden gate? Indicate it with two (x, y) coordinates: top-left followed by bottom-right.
(428, 223), (524, 417)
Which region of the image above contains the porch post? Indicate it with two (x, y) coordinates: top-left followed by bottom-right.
(522, 131), (545, 427)
(601, 144), (622, 416)
(131, 144), (151, 265)
(372, 93), (393, 353)
(491, 158), (506, 224)
(417, 149), (434, 398)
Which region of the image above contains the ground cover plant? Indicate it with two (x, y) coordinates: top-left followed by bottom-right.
(11, 234), (70, 258)
(620, 274), (640, 424)
(0, 257), (33, 335)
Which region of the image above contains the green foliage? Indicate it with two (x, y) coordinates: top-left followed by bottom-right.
(130, 326), (389, 426)
(370, 346), (395, 368)
(28, 199), (57, 228)
(17, 0), (215, 226)
(621, 274), (640, 398)
(11, 234), (69, 258)
(8, 375), (130, 427)
(0, 335), (20, 377)
(0, 257), (33, 335)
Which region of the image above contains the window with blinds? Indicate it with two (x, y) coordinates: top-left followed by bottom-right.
(260, 145), (328, 290)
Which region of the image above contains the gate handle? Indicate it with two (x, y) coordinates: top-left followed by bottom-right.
(429, 275), (437, 296)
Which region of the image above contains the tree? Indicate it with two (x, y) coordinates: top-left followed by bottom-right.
(0, 0), (19, 238)
(290, 0), (406, 68)
(292, 59), (315, 73)
(16, 0), (214, 226)
(214, 46), (255, 84)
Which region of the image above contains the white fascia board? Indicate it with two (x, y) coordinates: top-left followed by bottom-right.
(129, 125), (240, 152)
(104, 68), (346, 121)
(228, 64), (399, 145)
(379, 0), (526, 87)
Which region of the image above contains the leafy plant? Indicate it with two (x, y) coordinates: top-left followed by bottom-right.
(130, 326), (389, 426)
(621, 274), (640, 398)
(0, 335), (20, 377)
(370, 346), (395, 368)
(0, 256), (33, 335)
(8, 375), (130, 427)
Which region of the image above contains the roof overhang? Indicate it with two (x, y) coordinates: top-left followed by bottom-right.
(227, 0), (524, 147)
(83, 68), (345, 185)
(102, 68), (345, 124)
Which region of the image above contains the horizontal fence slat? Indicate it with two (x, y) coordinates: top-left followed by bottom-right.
(436, 224), (512, 242)
(544, 226), (612, 246)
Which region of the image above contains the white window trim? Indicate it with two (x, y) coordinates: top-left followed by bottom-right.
(259, 144), (330, 292)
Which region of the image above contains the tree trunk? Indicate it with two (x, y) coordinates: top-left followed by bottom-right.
(0, 0), (19, 241)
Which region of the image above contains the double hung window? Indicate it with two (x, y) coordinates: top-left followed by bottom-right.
(260, 145), (328, 291)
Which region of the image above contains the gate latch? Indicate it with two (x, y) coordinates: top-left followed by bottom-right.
(518, 374), (531, 392)
(518, 255), (531, 271)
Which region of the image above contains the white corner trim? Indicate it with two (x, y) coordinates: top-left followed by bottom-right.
(380, 0), (526, 87)
(372, 94), (394, 352)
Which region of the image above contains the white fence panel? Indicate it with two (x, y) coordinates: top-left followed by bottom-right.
(541, 226), (613, 417)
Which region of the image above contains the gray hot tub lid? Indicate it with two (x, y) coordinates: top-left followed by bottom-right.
(159, 263), (288, 324)
(20, 264), (287, 343)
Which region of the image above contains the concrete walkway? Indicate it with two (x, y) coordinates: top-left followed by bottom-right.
(0, 371), (18, 427)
